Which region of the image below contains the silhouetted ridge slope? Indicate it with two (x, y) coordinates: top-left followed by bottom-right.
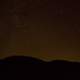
(49, 60), (80, 66)
(0, 56), (80, 72)
(2, 56), (45, 64)
(47, 60), (80, 71)
(0, 57), (80, 80)
(0, 56), (80, 64)
(49, 60), (80, 64)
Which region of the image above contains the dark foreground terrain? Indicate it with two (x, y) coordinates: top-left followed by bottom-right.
(0, 56), (80, 69)
(0, 56), (80, 79)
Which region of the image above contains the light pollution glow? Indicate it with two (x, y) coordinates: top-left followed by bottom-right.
(0, 0), (80, 61)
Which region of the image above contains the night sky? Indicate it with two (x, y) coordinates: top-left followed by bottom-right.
(0, 0), (80, 61)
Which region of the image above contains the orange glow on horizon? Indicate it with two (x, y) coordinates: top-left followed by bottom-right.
(0, 0), (80, 62)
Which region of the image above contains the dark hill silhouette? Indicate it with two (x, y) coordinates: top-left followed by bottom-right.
(47, 60), (80, 72)
(0, 55), (80, 64)
(0, 56), (80, 79)
(0, 56), (80, 67)
(2, 56), (45, 64)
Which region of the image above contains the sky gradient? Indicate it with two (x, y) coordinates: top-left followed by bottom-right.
(0, 0), (80, 61)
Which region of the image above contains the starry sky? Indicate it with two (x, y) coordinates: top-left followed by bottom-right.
(0, 0), (80, 61)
